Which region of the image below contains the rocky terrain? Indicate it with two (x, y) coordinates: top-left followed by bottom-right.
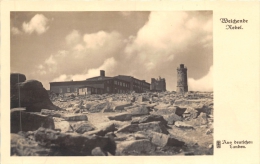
(11, 74), (213, 156)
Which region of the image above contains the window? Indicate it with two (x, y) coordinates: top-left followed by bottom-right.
(75, 88), (78, 92)
(59, 88), (62, 93)
(107, 87), (110, 92)
(114, 80), (117, 85)
(67, 88), (70, 92)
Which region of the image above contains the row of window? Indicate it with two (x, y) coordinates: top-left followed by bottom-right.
(115, 89), (128, 94)
(59, 88), (78, 93)
(114, 80), (129, 88)
(133, 85), (147, 91)
(133, 80), (150, 88)
(58, 84), (149, 94)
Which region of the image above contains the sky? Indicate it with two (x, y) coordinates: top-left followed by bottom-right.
(11, 11), (213, 91)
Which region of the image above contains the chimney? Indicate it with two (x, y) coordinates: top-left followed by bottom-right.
(100, 70), (105, 77)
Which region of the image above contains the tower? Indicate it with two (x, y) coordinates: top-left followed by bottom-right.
(176, 64), (188, 93)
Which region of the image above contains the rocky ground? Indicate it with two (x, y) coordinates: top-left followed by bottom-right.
(11, 90), (213, 156)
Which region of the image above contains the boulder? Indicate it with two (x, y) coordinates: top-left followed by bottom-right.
(153, 104), (172, 111)
(174, 99), (213, 114)
(153, 106), (185, 116)
(148, 131), (185, 147)
(190, 113), (208, 126)
(11, 79), (59, 112)
(174, 99), (202, 106)
(117, 139), (156, 155)
(127, 105), (150, 116)
(132, 114), (167, 126)
(174, 106), (187, 116)
(174, 121), (193, 129)
(117, 124), (139, 133)
(206, 128), (213, 135)
(10, 73), (26, 90)
(84, 122), (116, 136)
(114, 102), (132, 112)
(54, 120), (71, 133)
(11, 133), (51, 156)
(163, 113), (183, 125)
(134, 131), (149, 140)
(89, 102), (108, 113)
(117, 121), (168, 134)
(70, 121), (95, 134)
(108, 113), (132, 121)
(91, 147), (107, 156)
(62, 114), (88, 121)
(41, 109), (61, 117)
(34, 128), (116, 156)
(102, 102), (115, 112)
(11, 110), (55, 133)
(183, 107), (198, 119)
(136, 96), (148, 103)
(138, 121), (168, 134)
(114, 133), (134, 141)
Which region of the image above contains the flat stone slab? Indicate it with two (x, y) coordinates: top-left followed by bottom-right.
(107, 113), (132, 121)
(61, 114), (88, 121)
(174, 121), (193, 129)
(117, 121), (168, 134)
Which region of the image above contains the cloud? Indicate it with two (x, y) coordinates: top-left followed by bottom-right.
(40, 30), (123, 77)
(22, 14), (50, 35)
(45, 55), (56, 65)
(11, 27), (22, 35)
(52, 57), (117, 82)
(66, 30), (81, 45)
(35, 50), (69, 74)
(114, 11), (213, 90)
(188, 65), (213, 91)
(40, 11), (212, 91)
(36, 64), (47, 75)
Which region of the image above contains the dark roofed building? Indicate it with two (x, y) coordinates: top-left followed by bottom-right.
(115, 75), (150, 93)
(50, 70), (150, 94)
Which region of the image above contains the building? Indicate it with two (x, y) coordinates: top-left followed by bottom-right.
(115, 75), (150, 93)
(176, 64), (188, 93)
(50, 70), (150, 94)
(150, 77), (166, 92)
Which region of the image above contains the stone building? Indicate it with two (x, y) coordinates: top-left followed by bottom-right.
(49, 70), (150, 94)
(176, 64), (188, 93)
(150, 77), (166, 92)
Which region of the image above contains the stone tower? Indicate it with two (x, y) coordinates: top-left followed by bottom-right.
(176, 64), (188, 93)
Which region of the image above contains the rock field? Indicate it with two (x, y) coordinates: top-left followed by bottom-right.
(10, 74), (213, 156)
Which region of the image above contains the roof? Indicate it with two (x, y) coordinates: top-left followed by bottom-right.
(86, 76), (113, 81)
(115, 75), (150, 85)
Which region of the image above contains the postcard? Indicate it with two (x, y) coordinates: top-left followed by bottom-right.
(1, 1), (259, 164)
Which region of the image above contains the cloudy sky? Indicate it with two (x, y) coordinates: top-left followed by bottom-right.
(11, 11), (213, 91)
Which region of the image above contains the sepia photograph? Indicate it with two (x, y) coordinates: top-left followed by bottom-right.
(10, 11), (213, 156)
